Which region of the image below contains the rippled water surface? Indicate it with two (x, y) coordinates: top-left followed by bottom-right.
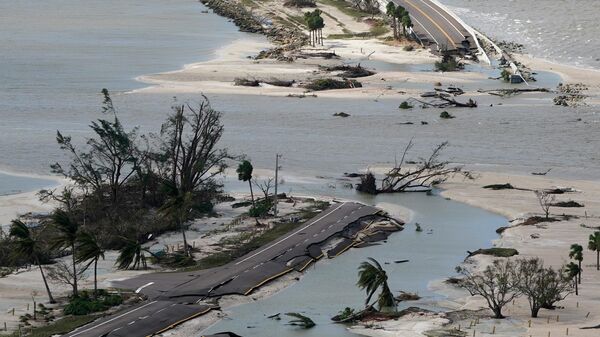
(439, 0), (600, 69)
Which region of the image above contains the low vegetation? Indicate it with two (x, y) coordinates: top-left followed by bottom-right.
(303, 78), (362, 91)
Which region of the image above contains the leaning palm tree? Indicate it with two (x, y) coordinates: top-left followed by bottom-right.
(569, 243), (583, 284)
(51, 209), (80, 297)
(565, 262), (580, 295)
(75, 231), (105, 297)
(9, 220), (55, 303)
(357, 258), (396, 312)
(116, 237), (155, 270)
(237, 160), (255, 207)
(589, 231), (600, 271)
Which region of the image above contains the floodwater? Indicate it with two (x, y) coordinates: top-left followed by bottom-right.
(203, 182), (507, 336)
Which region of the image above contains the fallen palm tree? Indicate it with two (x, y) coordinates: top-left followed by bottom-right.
(303, 78), (362, 91)
(322, 64), (376, 78)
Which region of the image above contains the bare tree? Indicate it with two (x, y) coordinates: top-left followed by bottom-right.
(456, 259), (521, 319)
(253, 177), (275, 201)
(357, 141), (471, 194)
(514, 258), (573, 318)
(534, 190), (555, 219)
(46, 260), (88, 291)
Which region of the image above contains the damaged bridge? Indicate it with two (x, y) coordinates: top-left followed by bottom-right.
(63, 202), (403, 337)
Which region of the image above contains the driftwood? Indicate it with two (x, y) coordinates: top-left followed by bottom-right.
(478, 88), (550, 97)
(411, 96), (477, 108)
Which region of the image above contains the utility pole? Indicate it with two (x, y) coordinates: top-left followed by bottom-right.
(274, 153), (282, 217)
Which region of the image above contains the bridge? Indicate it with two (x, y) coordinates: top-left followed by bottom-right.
(391, 0), (479, 55)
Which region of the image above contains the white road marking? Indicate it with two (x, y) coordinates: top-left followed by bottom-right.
(128, 321), (135, 325)
(418, 0), (464, 37)
(135, 282), (154, 294)
(234, 203), (348, 265)
(67, 300), (158, 337)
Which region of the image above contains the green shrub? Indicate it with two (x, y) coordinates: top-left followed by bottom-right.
(403, 45), (414, 51)
(501, 69), (511, 82)
(440, 111), (455, 119)
(63, 293), (123, 316)
(248, 200), (273, 217)
(399, 101), (413, 109)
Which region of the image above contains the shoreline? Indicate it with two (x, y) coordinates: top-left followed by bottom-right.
(348, 170), (600, 337)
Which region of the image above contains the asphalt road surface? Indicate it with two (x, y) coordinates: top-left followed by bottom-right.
(393, 0), (475, 52)
(63, 202), (379, 337)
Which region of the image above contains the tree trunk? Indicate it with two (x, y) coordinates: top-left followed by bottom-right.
(248, 180), (255, 207)
(578, 260), (582, 284)
(36, 259), (55, 304)
(392, 19), (397, 39)
(597, 250), (599, 271)
(181, 219), (190, 257)
(94, 258), (98, 299)
(72, 243), (78, 297)
(492, 307), (504, 319)
(574, 279), (578, 295)
(531, 307), (540, 318)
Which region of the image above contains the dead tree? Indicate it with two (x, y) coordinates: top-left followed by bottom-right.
(378, 141), (469, 193)
(534, 190), (555, 219)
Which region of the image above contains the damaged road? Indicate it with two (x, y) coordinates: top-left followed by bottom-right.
(63, 202), (403, 337)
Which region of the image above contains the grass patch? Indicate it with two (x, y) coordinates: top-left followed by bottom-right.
(467, 248), (519, 258)
(2, 315), (97, 337)
(317, 0), (368, 19)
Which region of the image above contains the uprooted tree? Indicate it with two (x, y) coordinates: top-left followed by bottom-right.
(356, 141), (471, 194)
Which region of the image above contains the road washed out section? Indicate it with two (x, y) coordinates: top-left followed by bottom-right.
(63, 202), (403, 337)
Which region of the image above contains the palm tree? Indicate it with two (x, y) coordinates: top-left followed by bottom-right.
(9, 220), (55, 303)
(394, 6), (406, 40)
(569, 243), (583, 284)
(75, 231), (105, 297)
(237, 160), (255, 207)
(51, 209), (80, 297)
(386, 2), (397, 39)
(357, 258), (396, 312)
(401, 14), (413, 38)
(160, 183), (194, 257)
(565, 262), (580, 295)
(116, 237), (155, 270)
(589, 231), (600, 271)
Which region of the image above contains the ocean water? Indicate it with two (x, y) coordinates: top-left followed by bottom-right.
(1, 0), (599, 181)
(439, 0), (600, 69)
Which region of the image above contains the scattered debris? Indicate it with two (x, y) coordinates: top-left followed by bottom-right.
(333, 112), (351, 117)
(532, 168), (552, 176)
(483, 183), (514, 190)
(396, 291), (421, 302)
(478, 88), (550, 97)
(554, 83), (588, 106)
(550, 201), (584, 208)
(322, 64), (376, 78)
(399, 101), (413, 109)
(286, 312), (316, 328)
(303, 78), (361, 91)
(234, 77), (260, 87)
